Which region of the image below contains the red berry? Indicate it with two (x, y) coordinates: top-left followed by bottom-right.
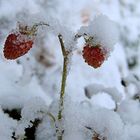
(82, 44), (107, 68)
(3, 32), (34, 59)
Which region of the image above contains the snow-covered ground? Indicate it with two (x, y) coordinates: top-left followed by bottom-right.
(0, 0), (140, 140)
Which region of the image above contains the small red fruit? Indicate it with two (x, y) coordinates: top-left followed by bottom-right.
(3, 32), (34, 59)
(82, 44), (107, 68)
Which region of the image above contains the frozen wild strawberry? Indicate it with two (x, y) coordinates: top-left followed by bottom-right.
(3, 32), (34, 59)
(82, 44), (107, 68)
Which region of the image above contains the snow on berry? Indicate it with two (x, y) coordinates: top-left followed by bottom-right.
(80, 14), (118, 68)
(3, 31), (34, 60)
(82, 44), (108, 68)
(78, 14), (119, 50)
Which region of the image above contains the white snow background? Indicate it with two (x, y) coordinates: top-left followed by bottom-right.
(0, 0), (140, 140)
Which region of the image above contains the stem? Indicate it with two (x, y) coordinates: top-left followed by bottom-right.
(74, 33), (87, 41)
(57, 34), (69, 140)
(58, 34), (67, 56)
(32, 22), (50, 28)
(58, 56), (68, 120)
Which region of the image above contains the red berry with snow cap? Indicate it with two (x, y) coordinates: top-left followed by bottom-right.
(82, 44), (108, 68)
(3, 32), (34, 59)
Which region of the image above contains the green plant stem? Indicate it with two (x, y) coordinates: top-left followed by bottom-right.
(32, 22), (50, 29)
(57, 34), (68, 140)
(58, 56), (68, 120)
(58, 34), (66, 56)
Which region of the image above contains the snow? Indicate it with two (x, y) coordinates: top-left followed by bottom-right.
(117, 99), (140, 124)
(0, 108), (17, 140)
(15, 97), (48, 139)
(0, 0), (140, 140)
(63, 96), (124, 140)
(85, 107), (124, 140)
(0, 56), (51, 108)
(84, 83), (122, 102)
(36, 116), (57, 140)
(78, 14), (119, 50)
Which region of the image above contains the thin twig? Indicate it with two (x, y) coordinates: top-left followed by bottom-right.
(58, 56), (68, 120)
(57, 34), (69, 140)
(32, 22), (50, 28)
(58, 34), (66, 56)
(47, 112), (56, 122)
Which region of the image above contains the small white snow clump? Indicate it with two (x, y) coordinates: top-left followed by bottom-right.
(86, 107), (124, 140)
(117, 99), (140, 124)
(79, 14), (119, 50)
(0, 108), (17, 140)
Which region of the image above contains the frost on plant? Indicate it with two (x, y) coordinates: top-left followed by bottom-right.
(1, 1), (140, 140)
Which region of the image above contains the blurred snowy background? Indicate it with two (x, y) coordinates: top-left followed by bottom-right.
(0, 0), (140, 140)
